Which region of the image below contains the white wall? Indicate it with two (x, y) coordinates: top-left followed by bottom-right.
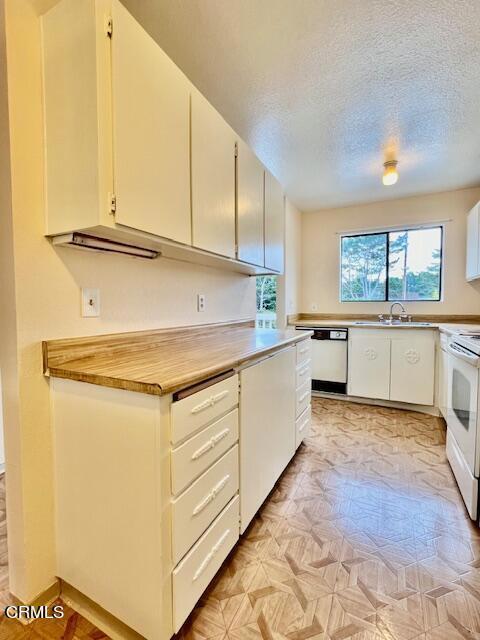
(1, 0), (255, 603)
(302, 187), (480, 315)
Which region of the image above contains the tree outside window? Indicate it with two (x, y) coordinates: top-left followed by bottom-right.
(256, 276), (277, 328)
(341, 226), (443, 302)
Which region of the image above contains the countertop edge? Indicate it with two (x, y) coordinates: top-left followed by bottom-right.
(47, 330), (313, 397)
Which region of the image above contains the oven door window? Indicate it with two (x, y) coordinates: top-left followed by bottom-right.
(447, 355), (478, 476)
(452, 369), (472, 430)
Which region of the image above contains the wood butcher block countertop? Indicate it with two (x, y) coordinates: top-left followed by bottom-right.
(43, 321), (312, 396)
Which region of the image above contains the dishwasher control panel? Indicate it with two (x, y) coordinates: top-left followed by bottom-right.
(329, 330), (347, 340)
(297, 327), (348, 341)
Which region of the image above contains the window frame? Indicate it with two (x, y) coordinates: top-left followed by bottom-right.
(339, 224), (444, 303)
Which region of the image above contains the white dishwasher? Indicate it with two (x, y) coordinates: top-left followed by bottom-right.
(295, 326), (348, 394)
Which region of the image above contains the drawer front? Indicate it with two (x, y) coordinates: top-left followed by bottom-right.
(171, 409), (238, 496)
(296, 379), (311, 418)
(171, 375), (239, 445)
(296, 340), (311, 366)
(296, 404), (311, 449)
(173, 496), (239, 632)
(296, 359), (311, 389)
(172, 445), (238, 564)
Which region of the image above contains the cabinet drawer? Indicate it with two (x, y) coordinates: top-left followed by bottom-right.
(296, 340), (311, 365)
(171, 375), (238, 445)
(296, 404), (311, 449)
(172, 446), (238, 564)
(296, 380), (311, 418)
(171, 409), (238, 496)
(173, 496), (239, 632)
(296, 359), (311, 389)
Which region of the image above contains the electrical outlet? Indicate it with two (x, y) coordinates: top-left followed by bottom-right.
(81, 288), (100, 317)
(311, 303), (318, 311)
(197, 294), (206, 312)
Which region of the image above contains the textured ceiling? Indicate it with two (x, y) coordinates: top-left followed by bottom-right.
(122, 0), (480, 211)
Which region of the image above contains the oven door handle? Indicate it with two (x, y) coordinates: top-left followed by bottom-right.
(447, 342), (480, 367)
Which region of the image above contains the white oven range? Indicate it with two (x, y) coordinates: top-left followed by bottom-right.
(445, 332), (480, 520)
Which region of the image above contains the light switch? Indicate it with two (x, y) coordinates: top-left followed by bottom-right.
(81, 288), (100, 317)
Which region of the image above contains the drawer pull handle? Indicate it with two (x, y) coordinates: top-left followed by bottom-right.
(298, 417), (310, 434)
(193, 529), (230, 582)
(299, 368), (309, 377)
(299, 346), (309, 354)
(192, 474), (230, 516)
(298, 390), (310, 403)
(191, 390), (229, 415)
(191, 428), (230, 460)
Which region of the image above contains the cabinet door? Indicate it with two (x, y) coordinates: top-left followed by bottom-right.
(111, 0), (191, 244)
(390, 337), (435, 406)
(466, 204), (480, 281)
(240, 348), (296, 532)
(348, 334), (390, 400)
(191, 90), (236, 257)
(237, 139), (265, 267)
(264, 170), (285, 272)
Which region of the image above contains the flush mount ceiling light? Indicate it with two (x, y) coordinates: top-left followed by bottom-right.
(382, 159), (399, 186)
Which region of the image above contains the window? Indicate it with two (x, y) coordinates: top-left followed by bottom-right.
(256, 276), (277, 328)
(340, 226), (443, 302)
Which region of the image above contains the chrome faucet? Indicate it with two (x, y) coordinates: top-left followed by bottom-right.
(389, 302), (407, 324)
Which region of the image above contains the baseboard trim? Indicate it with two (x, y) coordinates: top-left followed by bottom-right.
(60, 581), (145, 640)
(312, 390), (442, 417)
(7, 580), (61, 625)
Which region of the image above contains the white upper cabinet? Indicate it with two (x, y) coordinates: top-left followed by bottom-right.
(390, 337), (435, 406)
(236, 139), (265, 267)
(42, 0), (286, 274)
(348, 333), (391, 400)
(191, 90), (236, 258)
(466, 202), (480, 281)
(42, 0), (109, 235)
(111, 1), (191, 244)
(264, 170), (285, 273)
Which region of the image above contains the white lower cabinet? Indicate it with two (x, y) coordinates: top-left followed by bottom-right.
(171, 409), (238, 495)
(390, 337), (435, 405)
(172, 445), (239, 564)
(296, 405), (311, 449)
(348, 333), (391, 400)
(173, 496), (239, 632)
(239, 347), (297, 532)
(296, 380), (311, 418)
(348, 329), (435, 406)
(51, 338), (311, 639)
